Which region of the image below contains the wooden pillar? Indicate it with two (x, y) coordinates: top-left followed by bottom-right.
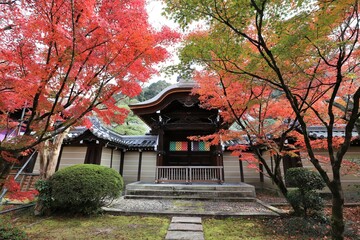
(55, 145), (64, 171)
(110, 148), (114, 168)
(137, 149), (143, 181)
(259, 163), (264, 183)
(157, 128), (164, 166)
(119, 149), (125, 176)
(215, 144), (224, 182)
(239, 157), (244, 182)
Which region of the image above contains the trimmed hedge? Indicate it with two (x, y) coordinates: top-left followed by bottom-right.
(50, 164), (123, 215)
(285, 167), (325, 217)
(285, 167), (325, 191)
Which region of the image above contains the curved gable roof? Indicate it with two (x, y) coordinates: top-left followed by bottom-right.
(129, 81), (197, 114)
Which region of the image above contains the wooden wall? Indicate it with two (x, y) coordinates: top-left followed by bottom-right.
(32, 144), (358, 199)
(121, 151), (157, 184)
(222, 147), (360, 196)
(100, 147), (121, 172)
(33, 146), (87, 174)
(222, 153), (241, 182)
(121, 151), (139, 183)
(223, 152), (274, 188)
(301, 147), (360, 198)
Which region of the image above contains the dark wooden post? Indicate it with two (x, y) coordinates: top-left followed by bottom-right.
(119, 149), (125, 176)
(259, 163), (264, 183)
(157, 128), (164, 166)
(137, 149), (143, 181)
(55, 145), (64, 171)
(110, 148), (114, 168)
(239, 157), (244, 182)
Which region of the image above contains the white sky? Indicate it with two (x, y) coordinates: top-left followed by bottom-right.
(146, 0), (180, 84)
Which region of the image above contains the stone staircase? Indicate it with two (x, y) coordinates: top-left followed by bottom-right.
(124, 182), (256, 200)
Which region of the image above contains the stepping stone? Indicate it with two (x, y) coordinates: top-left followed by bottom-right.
(172, 217), (202, 224)
(165, 217), (205, 240)
(168, 223), (203, 231)
(165, 231), (204, 240)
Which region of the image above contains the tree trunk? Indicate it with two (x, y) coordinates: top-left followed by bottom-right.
(0, 161), (12, 190)
(330, 179), (345, 240)
(34, 128), (69, 215)
(39, 129), (69, 180)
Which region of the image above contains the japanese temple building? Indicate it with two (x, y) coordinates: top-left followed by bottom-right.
(30, 80), (360, 195)
(129, 80), (226, 183)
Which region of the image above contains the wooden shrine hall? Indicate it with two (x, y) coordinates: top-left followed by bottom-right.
(129, 80), (225, 184)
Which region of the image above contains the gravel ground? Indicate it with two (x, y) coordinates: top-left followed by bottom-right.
(104, 188), (360, 217)
(105, 197), (278, 216)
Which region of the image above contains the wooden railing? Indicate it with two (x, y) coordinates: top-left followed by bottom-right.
(156, 166), (223, 184)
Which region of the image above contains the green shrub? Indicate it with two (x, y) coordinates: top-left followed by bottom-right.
(287, 188), (325, 215)
(49, 164), (123, 215)
(285, 167), (325, 191)
(285, 167), (325, 217)
(34, 179), (52, 215)
(0, 218), (28, 240)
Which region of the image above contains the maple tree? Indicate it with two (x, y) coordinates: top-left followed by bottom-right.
(0, 0), (179, 183)
(4, 178), (38, 202)
(165, 0), (360, 239)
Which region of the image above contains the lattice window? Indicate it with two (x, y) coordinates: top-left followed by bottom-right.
(191, 141), (210, 151)
(169, 141), (188, 151)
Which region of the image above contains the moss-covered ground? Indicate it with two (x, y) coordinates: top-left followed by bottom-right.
(3, 209), (170, 240)
(2, 206), (359, 239)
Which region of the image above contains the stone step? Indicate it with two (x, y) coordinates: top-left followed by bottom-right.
(168, 223), (203, 231)
(124, 194), (257, 200)
(124, 182), (256, 200)
(165, 231), (204, 240)
(172, 217), (202, 224)
(125, 189), (255, 197)
(165, 217), (205, 240)
(125, 182), (255, 191)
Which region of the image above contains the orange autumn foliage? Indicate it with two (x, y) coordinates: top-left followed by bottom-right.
(0, 0), (180, 154)
(4, 178), (38, 202)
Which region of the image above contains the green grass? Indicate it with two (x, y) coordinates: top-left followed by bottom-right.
(5, 209), (170, 240)
(203, 218), (278, 240)
(5, 208), (358, 240)
(2, 211), (327, 240)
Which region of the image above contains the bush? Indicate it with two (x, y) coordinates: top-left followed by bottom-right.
(49, 164), (123, 215)
(285, 167), (325, 190)
(34, 179), (52, 215)
(0, 218), (28, 240)
(285, 167), (325, 217)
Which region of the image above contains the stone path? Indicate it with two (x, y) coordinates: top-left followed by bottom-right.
(165, 216), (205, 240)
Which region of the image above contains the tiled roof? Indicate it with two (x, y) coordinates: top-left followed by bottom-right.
(307, 126), (358, 139)
(65, 117), (157, 150)
(224, 126), (359, 148)
(122, 135), (158, 149)
(65, 117), (359, 150)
